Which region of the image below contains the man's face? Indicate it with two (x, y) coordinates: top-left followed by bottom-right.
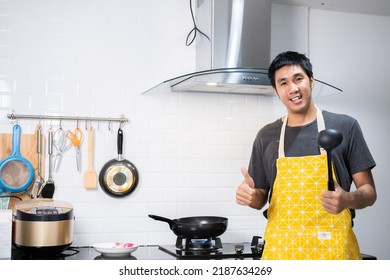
(273, 65), (314, 115)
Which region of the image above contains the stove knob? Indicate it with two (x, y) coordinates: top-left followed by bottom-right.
(251, 236), (264, 251)
(234, 244), (244, 254)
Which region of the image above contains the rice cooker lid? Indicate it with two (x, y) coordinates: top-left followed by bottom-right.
(13, 198), (74, 221)
(15, 206), (73, 221)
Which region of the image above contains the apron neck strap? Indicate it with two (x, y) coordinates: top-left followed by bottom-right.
(278, 106), (326, 158)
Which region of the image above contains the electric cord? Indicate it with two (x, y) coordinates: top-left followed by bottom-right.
(186, 0), (211, 46)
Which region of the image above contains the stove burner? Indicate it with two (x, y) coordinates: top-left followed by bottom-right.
(176, 236), (222, 252)
(188, 239), (212, 249)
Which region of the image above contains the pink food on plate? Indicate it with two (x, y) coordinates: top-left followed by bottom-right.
(114, 242), (134, 248)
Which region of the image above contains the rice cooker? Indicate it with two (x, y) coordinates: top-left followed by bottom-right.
(12, 198), (74, 254)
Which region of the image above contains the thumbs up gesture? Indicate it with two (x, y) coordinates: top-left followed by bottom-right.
(236, 167), (267, 210)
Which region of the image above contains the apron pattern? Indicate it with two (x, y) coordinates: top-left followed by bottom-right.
(261, 108), (361, 260)
(262, 155), (361, 260)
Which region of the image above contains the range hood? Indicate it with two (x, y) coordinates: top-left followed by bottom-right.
(143, 0), (342, 97)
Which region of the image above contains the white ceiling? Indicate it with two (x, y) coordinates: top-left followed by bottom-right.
(272, 0), (390, 17)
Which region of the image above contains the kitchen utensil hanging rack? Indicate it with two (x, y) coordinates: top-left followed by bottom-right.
(6, 112), (129, 129)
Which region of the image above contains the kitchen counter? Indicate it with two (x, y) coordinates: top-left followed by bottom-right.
(11, 245), (164, 260)
(11, 243), (262, 260)
(11, 245), (376, 260)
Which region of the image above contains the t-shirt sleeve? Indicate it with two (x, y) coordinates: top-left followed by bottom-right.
(248, 129), (275, 190)
(248, 136), (269, 190)
(347, 120), (376, 174)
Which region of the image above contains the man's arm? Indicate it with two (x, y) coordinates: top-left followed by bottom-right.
(322, 169), (376, 214)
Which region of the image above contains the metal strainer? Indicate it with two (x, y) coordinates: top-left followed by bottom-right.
(0, 124), (34, 194)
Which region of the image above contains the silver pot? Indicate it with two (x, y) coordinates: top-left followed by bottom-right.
(12, 198), (74, 254)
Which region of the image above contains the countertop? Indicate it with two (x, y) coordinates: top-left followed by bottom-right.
(11, 245), (377, 260)
(11, 243), (262, 260)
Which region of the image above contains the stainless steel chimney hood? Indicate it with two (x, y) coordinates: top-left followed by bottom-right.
(142, 0), (342, 97)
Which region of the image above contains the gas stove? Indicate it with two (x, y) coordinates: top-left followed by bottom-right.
(159, 236), (264, 260)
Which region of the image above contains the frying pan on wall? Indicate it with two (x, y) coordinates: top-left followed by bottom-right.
(98, 127), (139, 197)
(0, 124), (35, 194)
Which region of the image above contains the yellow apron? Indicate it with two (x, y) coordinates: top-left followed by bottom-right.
(262, 109), (361, 260)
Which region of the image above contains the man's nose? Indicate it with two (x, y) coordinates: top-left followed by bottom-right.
(288, 82), (299, 93)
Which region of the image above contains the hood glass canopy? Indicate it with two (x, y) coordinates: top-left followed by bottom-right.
(142, 67), (342, 98)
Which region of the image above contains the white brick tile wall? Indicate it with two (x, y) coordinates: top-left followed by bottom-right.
(0, 1), (305, 247)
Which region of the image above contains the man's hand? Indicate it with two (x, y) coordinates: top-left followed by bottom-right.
(236, 167), (267, 210)
(321, 182), (346, 214)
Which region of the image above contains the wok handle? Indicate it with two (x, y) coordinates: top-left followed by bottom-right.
(148, 214), (177, 230)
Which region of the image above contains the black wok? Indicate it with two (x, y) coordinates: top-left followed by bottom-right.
(148, 214), (228, 239)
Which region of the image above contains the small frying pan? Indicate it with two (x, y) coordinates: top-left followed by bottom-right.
(98, 127), (139, 197)
(0, 124), (35, 194)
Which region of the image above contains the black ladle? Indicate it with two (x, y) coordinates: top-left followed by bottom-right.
(317, 129), (343, 191)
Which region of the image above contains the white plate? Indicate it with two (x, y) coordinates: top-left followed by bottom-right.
(92, 242), (138, 256)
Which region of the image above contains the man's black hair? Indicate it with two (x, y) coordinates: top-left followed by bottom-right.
(268, 51), (313, 88)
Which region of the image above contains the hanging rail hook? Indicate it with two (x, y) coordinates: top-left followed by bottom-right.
(119, 114), (127, 128)
(9, 110), (17, 124)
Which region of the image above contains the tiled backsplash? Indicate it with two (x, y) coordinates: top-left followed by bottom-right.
(0, 0), (288, 246)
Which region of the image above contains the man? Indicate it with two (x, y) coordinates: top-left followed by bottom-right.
(236, 51), (376, 260)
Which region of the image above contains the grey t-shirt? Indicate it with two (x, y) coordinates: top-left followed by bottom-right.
(248, 110), (376, 198)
